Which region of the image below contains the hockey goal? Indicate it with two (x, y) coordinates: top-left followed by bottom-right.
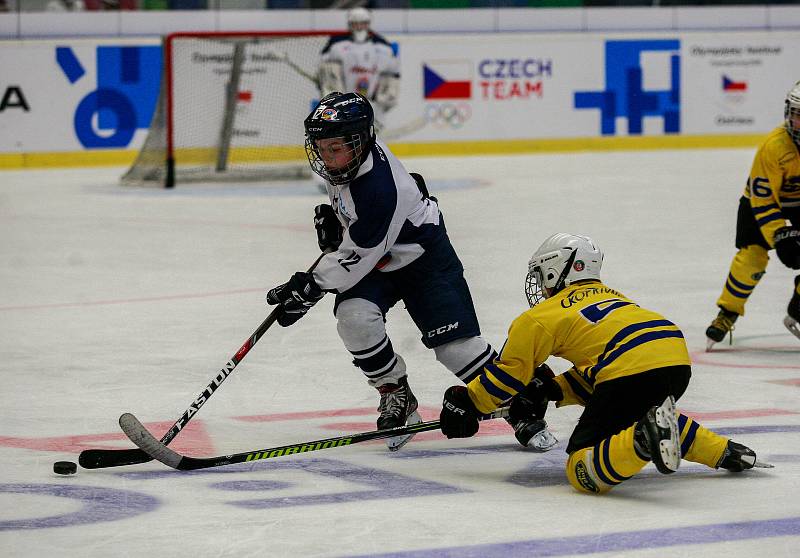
(122, 31), (334, 188)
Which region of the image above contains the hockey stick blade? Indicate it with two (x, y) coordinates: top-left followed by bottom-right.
(79, 448), (151, 469)
(120, 407), (510, 472)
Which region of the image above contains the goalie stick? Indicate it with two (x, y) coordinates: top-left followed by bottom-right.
(263, 48), (320, 88)
(119, 407), (510, 471)
(381, 116), (427, 142)
(78, 251), (330, 470)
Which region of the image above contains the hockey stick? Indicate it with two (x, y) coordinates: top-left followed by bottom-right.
(78, 251), (330, 470)
(119, 407), (510, 471)
(263, 48), (320, 88)
(382, 116), (428, 142)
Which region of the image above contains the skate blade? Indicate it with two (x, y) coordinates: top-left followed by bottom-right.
(705, 338), (718, 352)
(386, 410), (422, 452)
(655, 396), (681, 473)
(528, 427), (558, 452)
(784, 316), (800, 340)
(754, 460), (775, 469)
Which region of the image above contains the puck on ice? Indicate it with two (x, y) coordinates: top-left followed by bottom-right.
(53, 461), (77, 475)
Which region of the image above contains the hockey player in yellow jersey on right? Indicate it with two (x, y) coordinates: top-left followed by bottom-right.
(706, 80), (800, 349)
(439, 233), (768, 495)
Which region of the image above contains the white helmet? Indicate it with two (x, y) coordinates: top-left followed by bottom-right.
(347, 7), (371, 43)
(786, 80), (800, 144)
(525, 233), (603, 306)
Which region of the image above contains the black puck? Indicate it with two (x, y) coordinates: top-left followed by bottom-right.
(53, 461), (78, 475)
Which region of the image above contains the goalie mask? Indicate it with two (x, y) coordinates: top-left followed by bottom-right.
(525, 233), (603, 307)
(786, 80), (800, 145)
(304, 92), (375, 186)
(347, 7), (371, 43)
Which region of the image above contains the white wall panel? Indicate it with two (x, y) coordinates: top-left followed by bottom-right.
(21, 13), (120, 38)
(119, 11), (217, 37)
(585, 8), (675, 32)
(496, 8), (583, 33)
(674, 7), (769, 31)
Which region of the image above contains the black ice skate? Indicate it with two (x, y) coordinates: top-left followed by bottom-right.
(633, 396), (681, 474)
(784, 276), (800, 341)
(506, 416), (558, 451)
(377, 376), (422, 452)
(706, 308), (739, 350)
(716, 440), (759, 472)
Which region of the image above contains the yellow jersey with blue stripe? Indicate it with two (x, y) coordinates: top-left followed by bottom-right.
(467, 281), (691, 414)
(743, 126), (800, 246)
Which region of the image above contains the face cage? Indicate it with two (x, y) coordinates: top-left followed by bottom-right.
(305, 134), (365, 186)
(525, 269), (546, 307)
(787, 103), (800, 144)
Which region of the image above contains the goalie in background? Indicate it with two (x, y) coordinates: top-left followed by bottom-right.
(439, 233), (766, 495)
(317, 7), (401, 134)
(706, 80), (800, 349)
(266, 92), (553, 452)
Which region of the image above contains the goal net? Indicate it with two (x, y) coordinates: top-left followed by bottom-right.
(122, 31), (332, 188)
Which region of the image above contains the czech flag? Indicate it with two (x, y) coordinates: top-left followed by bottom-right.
(722, 76), (747, 92)
(423, 62), (472, 100)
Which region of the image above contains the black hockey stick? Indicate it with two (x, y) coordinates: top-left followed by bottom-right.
(119, 407), (510, 471)
(78, 251), (330, 470)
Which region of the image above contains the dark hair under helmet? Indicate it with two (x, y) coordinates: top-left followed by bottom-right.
(304, 92), (376, 186)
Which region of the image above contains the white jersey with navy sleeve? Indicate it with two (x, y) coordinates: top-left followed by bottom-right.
(311, 139), (445, 294)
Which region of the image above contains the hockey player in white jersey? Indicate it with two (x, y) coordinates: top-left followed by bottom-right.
(266, 92), (554, 451)
(317, 8), (400, 132)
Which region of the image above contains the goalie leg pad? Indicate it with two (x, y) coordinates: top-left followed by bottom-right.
(374, 73), (400, 112)
(318, 60), (345, 96)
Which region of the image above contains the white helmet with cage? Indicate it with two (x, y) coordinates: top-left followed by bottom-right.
(525, 233), (603, 306)
(786, 80), (800, 145)
(347, 7), (371, 43)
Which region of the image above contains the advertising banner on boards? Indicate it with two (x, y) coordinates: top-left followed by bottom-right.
(1, 31), (798, 163)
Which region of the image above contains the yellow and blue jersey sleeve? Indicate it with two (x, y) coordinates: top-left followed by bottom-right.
(467, 282), (691, 414)
(468, 313), (554, 413)
(553, 367), (592, 408)
(744, 127), (800, 246)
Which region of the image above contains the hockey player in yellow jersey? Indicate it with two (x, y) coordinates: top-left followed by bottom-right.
(439, 233), (768, 494)
(706, 80), (800, 349)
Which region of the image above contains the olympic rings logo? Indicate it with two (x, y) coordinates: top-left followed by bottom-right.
(424, 102), (471, 129)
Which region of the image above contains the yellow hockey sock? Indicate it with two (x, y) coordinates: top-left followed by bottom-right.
(566, 424), (647, 494)
(677, 413), (728, 468)
(716, 245), (769, 316)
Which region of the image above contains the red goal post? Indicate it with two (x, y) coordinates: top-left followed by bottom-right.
(122, 30), (336, 188)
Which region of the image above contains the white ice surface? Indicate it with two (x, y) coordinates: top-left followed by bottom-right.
(0, 149), (798, 557)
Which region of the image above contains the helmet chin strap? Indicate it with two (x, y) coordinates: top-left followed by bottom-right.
(552, 249), (577, 294)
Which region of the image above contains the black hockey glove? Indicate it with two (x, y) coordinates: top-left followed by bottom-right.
(266, 272), (324, 327)
(774, 226), (800, 270)
(314, 204), (343, 252)
(440, 386), (480, 439)
(509, 363), (563, 424)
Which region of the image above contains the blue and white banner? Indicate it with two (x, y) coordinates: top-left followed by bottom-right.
(1, 31), (799, 159)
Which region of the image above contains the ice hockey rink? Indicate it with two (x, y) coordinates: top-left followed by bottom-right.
(1, 147), (799, 557)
